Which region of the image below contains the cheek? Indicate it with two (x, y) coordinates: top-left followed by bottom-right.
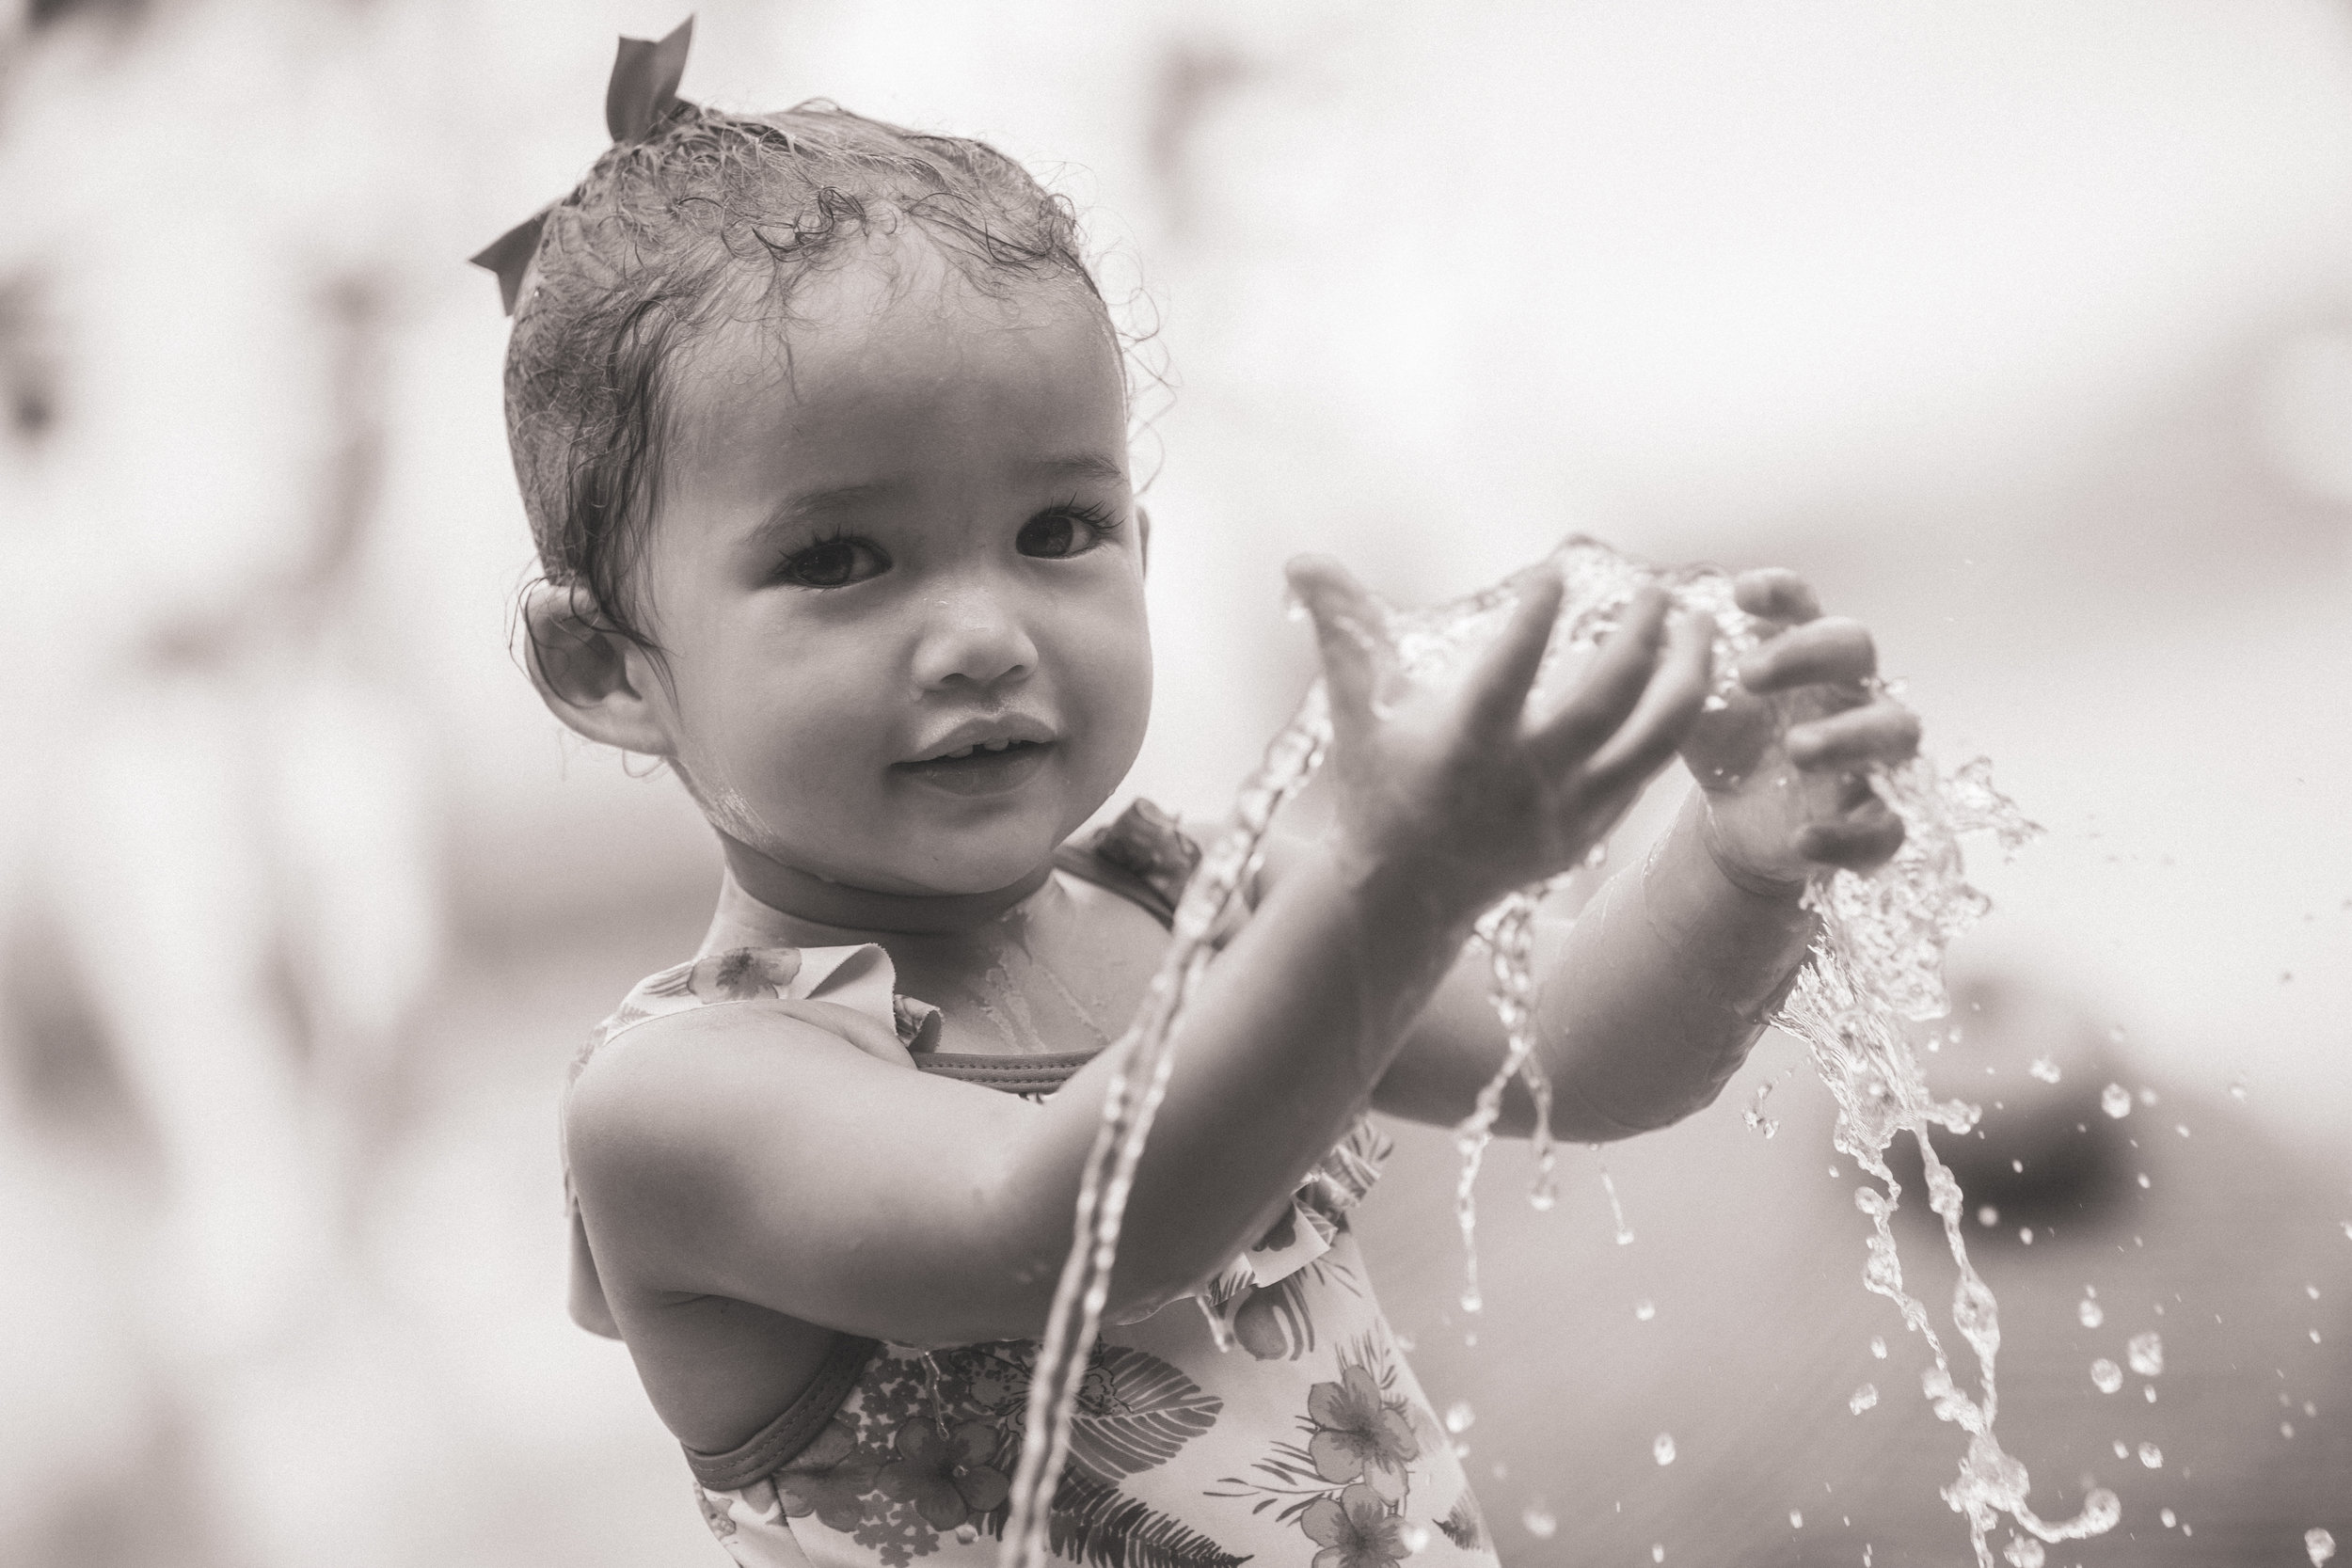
(1062, 593), (1153, 767)
(674, 634), (886, 807)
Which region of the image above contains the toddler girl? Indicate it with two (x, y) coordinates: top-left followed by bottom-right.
(485, 25), (1919, 1568)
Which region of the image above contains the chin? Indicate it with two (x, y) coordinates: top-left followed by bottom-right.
(856, 809), (1072, 897)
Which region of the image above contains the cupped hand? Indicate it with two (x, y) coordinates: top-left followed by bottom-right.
(1679, 568), (1920, 891)
(1287, 556), (1714, 917)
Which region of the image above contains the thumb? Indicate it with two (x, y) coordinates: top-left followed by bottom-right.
(1285, 555), (1391, 731)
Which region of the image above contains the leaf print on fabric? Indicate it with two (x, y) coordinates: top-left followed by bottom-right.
(1231, 1274), (1315, 1363)
(775, 1418), (884, 1533)
(1435, 1491), (1486, 1552)
(875, 1420), (1009, 1531)
(1300, 1484), (1413, 1568)
(1306, 1364), (1420, 1502)
(1069, 1343), (1224, 1481)
(1045, 1463), (1250, 1568)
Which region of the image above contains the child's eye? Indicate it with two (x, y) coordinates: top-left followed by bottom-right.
(779, 536), (888, 588)
(1018, 504), (1120, 560)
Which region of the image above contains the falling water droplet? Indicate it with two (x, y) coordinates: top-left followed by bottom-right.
(2127, 1332), (2164, 1377)
(1459, 1286), (1482, 1316)
(2137, 1442), (2162, 1468)
(1521, 1502), (1557, 1540)
(2230, 1079), (2249, 1102)
(2018, 1227), (2034, 1244)
(2159, 1508), (2177, 1528)
(1869, 1336), (1887, 1359)
(2138, 1085), (2158, 1106)
(1650, 1546), (1664, 1563)
(1634, 1299), (1656, 1322)
(2078, 1298), (2104, 1328)
(2027, 1056), (2061, 1084)
(2309, 1527), (2337, 1567)
(2101, 1084), (2134, 1118)
(1444, 1401), (1475, 1434)
(1978, 1205), (2000, 1227)
(1652, 1433), (1677, 1465)
(1850, 1383), (1879, 1414)
(1399, 1522), (1431, 1557)
(1789, 1511), (1804, 1528)
(2090, 1359), (2122, 1393)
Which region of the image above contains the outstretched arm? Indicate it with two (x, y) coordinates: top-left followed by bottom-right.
(1370, 568), (1921, 1138)
(567, 563), (1714, 1348)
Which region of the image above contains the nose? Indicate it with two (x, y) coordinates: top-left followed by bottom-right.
(910, 579), (1038, 693)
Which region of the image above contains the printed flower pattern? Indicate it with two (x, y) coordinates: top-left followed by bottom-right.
(877, 1420), (1009, 1531)
(776, 1418), (885, 1533)
(1302, 1483), (1415, 1568)
(1307, 1364), (1421, 1501)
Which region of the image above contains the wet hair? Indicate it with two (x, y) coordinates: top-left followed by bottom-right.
(504, 102), (1105, 652)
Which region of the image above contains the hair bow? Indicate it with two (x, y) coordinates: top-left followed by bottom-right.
(469, 16), (698, 316)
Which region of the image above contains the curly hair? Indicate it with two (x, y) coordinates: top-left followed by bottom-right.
(503, 101), (1105, 650)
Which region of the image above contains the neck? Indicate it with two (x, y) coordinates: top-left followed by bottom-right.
(713, 835), (1057, 944)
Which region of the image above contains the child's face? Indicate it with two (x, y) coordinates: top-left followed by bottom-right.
(633, 240), (1151, 900)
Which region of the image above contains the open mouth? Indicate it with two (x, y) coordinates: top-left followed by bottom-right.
(894, 737), (1054, 796)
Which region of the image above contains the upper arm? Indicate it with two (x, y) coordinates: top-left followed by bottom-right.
(564, 1002), (1068, 1347)
(1369, 910), (1579, 1132)
(1251, 820), (1581, 1133)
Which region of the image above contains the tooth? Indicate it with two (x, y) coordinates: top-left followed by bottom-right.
(983, 739), (1010, 752)
(945, 745), (975, 760)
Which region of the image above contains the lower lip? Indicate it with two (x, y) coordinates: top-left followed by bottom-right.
(894, 742), (1054, 798)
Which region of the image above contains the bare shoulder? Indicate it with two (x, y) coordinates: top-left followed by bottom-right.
(564, 1000), (898, 1197)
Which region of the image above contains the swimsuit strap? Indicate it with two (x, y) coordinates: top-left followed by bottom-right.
(1051, 798), (1203, 930)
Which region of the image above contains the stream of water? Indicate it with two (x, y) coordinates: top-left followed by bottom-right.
(1001, 536), (2118, 1568)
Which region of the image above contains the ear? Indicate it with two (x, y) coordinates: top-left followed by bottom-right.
(521, 581), (676, 756)
(1136, 504), (1152, 576)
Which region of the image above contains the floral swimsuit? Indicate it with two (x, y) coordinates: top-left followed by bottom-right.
(564, 803), (1503, 1568)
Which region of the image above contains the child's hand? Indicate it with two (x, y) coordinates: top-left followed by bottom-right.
(1288, 556), (1713, 916)
(1680, 569), (1919, 891)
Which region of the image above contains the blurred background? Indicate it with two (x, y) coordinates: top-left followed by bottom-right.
(3, 0), (2348, 1563)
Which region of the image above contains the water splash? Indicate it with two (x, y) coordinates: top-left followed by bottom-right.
(999, 687), (1329, 1568)
(1001, 535), (2114, 1568)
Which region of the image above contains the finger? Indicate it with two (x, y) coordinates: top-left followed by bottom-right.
(1460, 564), (1565, 739)
(1527, 584), (1670, 764)
(1581, 608), (1715, 790)
(1785, 701), (1921, 771)
(1737, 615), (1876, 693)
(1732, 568), (1820, 626)
(1795, 801), (1906, 872)
(1285, 556), (1390, 730)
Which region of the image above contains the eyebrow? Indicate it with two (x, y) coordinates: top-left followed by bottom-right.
(1021, 452), (1128, 483)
